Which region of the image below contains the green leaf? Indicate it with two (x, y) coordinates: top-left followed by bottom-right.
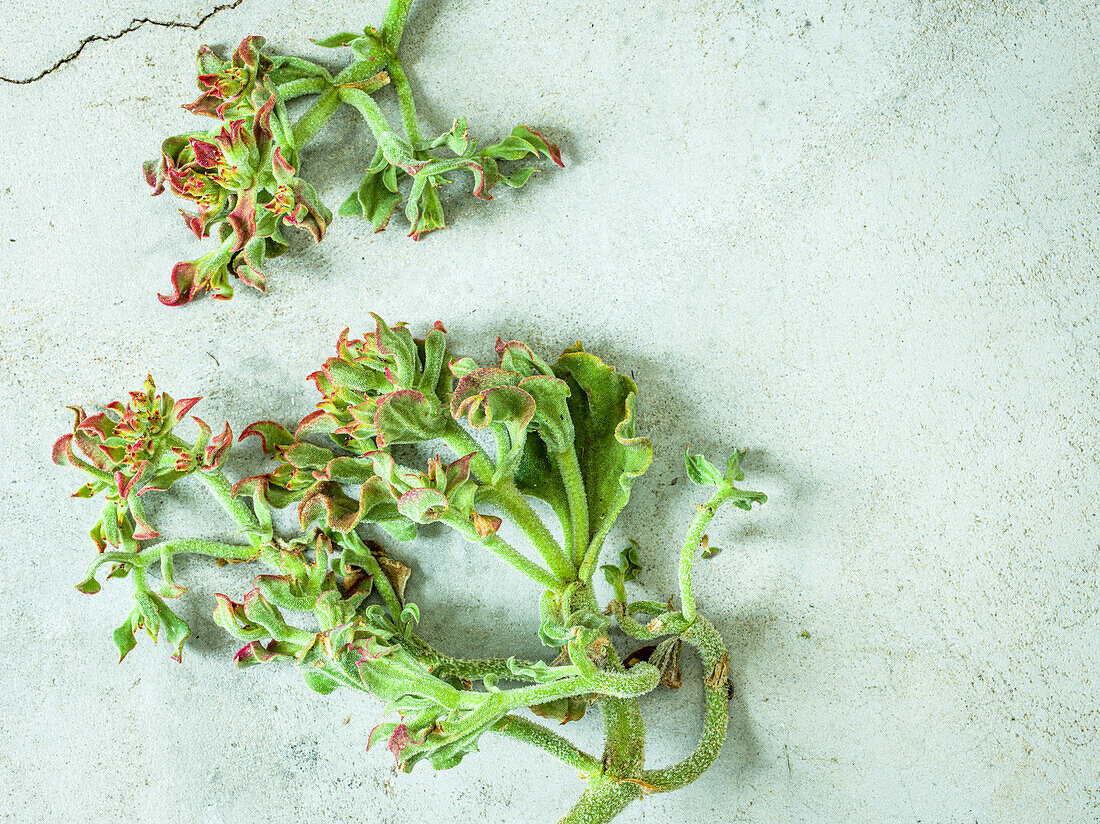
(482, 135), (539, 161)
(730, 488), (768, 511)
(520, 375), (574, 455)
(406, 181), (445, 240)
(724, 449), (747, 483)
(600, 541), (641, 599)
(399, 602), (420, 634)
(313, 32), (359, 48)
(284, 441), (334, 470)
(374, 390), (446, 446)
(538, 617), (572, 647)
(513, 430), (570, 533)
(301, 668), (340, 694)
(338, 189), (362, 218)
(75, 571), (102, 595)
(685, 452), (723, 487)
(154, 599), (192, 662)
(135, 590), (162, 640)
(371, 313), (421, 388)
(113, 608), (140, 663)
(346, 167), (404, 231)
(505, 656), (568, 683)
(241, 590), (295, 641)
(298, 481), (362, 532)
(429, 118), (470, 155)
(620, 540), (642, 581)
(378, 131), (424, 174)
(700, 540), (723, 560)
(556, 345), (653, 545)
(500, 168), (537, 189)
(449, 356), (479, 379)
(356, 476), (416, 540)
(396, 488), (449, 523)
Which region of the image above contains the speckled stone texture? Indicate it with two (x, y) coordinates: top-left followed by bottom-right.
(1, 1), (1097, 822)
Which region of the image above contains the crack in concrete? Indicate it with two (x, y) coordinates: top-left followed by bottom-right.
(0, 0), (246, 85)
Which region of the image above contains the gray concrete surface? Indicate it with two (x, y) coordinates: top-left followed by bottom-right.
(2, 0), (1098, 821)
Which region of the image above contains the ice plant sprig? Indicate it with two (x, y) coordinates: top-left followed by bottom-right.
(53, 318), (765, 824)
(145, 0), (563, 306)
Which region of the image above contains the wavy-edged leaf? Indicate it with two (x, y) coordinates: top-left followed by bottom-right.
(556, 346), (653, 545)
(374, 389), (446, 446)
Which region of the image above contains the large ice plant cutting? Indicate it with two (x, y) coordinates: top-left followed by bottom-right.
(145, 0), (562, 305)
(53, 318), (765, 823)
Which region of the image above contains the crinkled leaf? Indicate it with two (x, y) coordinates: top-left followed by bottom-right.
(395, 488), (449, 524)
(556, 345), (653, 545)
(374, 390), (446, 446)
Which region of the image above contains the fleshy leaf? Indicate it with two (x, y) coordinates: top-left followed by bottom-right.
(685, 452), (723, 487)
(556, 346), (653, 546)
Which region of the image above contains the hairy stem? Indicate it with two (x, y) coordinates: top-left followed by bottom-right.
(679, 485), (735, 624)
(382, 0), (414, 54)
(556, 776), (641, 824)
(491, 715), (601, 775)
(555, 449), (590, 567)
(444, 514), (563, 592)
(331, 59), (388, 86)
(195, 469), (263, 544)
(275, 76), (329, 101)
(597, 646), (646, 776)
(336, 86), (392, 141)
(291, 88), (341, 149)
(404, 636), (563, 683)
(484, 482), (575, 580)
(442, 420), (496, 486)
(641, 616), (731, 792)
(387, 57), (421, 144)
(568, 637), (659, 698)
(342, 531), (403, 618)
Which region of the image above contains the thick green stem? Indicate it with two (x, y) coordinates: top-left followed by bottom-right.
(387, 58), (421, 144)
(275, 76), (330, 100)
(641, 617), (731, 792)
(596, 645), (646, 777)
(342, 531), (403, 618)
(195, 469), (263, 544)
(555, 449), (590, 568)
(404, 636), (558, 683)
(381, 0), (414, 53)
(444, 514), (563, 592)
(442, 421), (496, 485)
(76, 538), (256, 593)
(472, 673), (589, 717)
(492, 715), (601, 775)
(163, 434), (262, 543)
(332, 57), (388, 86)
(555, 776), (641, 824)
(337, 87), (392, 140)
(291, 88), (341, 149)
(567, 638), (659, 698)
(484, 482), (575, 580)
(607, 601), (661, 640)
(679, 485), (734, 624)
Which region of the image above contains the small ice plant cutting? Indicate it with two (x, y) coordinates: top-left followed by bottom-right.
(54, 318), (766, 824)
(145, 0), (562, 305)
